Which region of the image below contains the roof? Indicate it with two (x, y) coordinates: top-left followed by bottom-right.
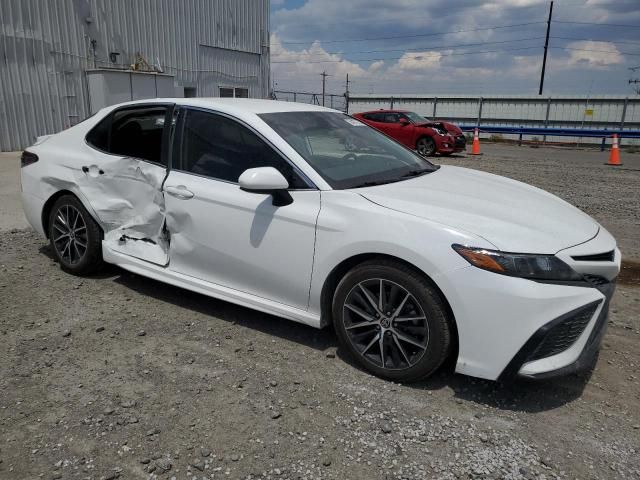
(103, 98), (339, 117)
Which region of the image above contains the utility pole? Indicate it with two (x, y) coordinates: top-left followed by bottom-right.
(629, 66), (640, 94)
(539, 1), (554, 95)
(320, 71), (329, 106)
(344, 73), (350, 114)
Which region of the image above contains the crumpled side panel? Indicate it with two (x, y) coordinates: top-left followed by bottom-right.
(45, 156), (169, 266)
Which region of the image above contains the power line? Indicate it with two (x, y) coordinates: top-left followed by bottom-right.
(272, 45), (542, 64)
(551, 36), (640, 46)
(552, 46), (640, 56)
(271, 36), (545, 59)
(553, 20), (640, 28)
(271, 21), (546, 45)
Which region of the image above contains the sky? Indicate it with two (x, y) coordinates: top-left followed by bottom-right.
(269, 0), (640, 96)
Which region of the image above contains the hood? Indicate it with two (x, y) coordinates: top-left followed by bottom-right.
(416, 121), (461, 136)
(356, 165), (598, 254)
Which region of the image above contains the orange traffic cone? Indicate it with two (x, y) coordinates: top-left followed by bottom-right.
(605, 134), (622, 166)
(470, 127), (482, 155)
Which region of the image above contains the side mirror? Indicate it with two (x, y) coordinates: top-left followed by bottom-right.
(238, 167), (292, 206)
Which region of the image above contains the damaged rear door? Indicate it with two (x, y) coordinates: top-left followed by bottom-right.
(82, 103), (174, 265)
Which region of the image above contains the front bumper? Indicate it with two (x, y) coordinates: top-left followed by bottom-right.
(498, 278), (615, 381)
(438, 228), (620, 381)
(453, 134), (466, 151)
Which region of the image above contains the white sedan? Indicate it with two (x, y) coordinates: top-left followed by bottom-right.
(21, 98), (620, 382)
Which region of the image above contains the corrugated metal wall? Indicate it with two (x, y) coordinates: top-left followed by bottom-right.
(348, 94), (640, 144)
(0, 0), (270, 151)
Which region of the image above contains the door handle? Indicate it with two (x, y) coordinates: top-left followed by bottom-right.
(165, 185), (194, 200)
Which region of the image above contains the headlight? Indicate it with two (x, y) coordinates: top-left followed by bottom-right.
(452, 244), (583, 281)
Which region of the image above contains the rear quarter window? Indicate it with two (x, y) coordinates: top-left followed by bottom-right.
(86, 114), (111, 151)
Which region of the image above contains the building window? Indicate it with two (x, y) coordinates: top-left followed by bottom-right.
(234, 88), (249, 98)
(219, 87), (234, 98)
(219, 87), (250, 98)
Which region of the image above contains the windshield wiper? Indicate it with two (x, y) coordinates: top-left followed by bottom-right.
(400, 169), (431, 178)
(350, 168), (434, 189)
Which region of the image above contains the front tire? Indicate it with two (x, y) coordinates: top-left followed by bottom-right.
(416, 136), (436, 156)
(332, 260), (451, 382)
(48, 195), (104, 275)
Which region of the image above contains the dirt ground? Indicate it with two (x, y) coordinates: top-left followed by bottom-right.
(1, 145), (639, 480)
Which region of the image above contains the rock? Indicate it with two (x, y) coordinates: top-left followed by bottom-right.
(155, 458), (172, 472)
(325, 350), (336, 359)
(140, 458), (151, 464)
(322, 458), (332, 466)
(230, 453), (240, 462)
(120, 400), (137, 408)
(103, 407), (115, 415)
(479, 433), (489, 443)
(146, 428), (161, 436)
(271, 411), (282, 419)
(191, 459), (205, 471)
(381, 424), (392, 434)
(200, 448), (211, 457)
(269, 380), (278, 387)
(62, 330), (71, 337)
(95, 326), (105, 332)
(137, 330), (146, 336)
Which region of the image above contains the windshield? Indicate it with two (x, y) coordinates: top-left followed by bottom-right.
(404, 111), (429, 123)
(259, 112), (437, 189)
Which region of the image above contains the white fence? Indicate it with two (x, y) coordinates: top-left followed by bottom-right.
(347, 94), (640, 145)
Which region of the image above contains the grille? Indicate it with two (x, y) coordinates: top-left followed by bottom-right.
(583, 274), (609, 287)
(454, 135), (466, 148)
(572, 251), (614, 262)
(528, 303), (599, 361)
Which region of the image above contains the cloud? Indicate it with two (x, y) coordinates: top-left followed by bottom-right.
(394, 51), (442, 72)
(565, 41), (624, 69)
(270, 0), (638, 94)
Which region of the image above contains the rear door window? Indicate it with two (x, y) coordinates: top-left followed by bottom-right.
(86, 106), (170, 165)
(110, 107), (168, 163)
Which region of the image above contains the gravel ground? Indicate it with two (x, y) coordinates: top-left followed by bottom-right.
(1, 145), (639, 480)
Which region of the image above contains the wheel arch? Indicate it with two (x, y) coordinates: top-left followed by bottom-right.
(319, 252), (459, 360)
(41, 190), (103, 239)
(415, 133), (436, 149)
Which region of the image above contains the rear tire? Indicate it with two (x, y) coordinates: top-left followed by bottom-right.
(332, 260), (451, 382)
(416, 136), (436, 156)
(48, 195), (104, 275)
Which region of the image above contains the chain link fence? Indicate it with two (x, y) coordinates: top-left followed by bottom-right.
(272, 90), (347, 112)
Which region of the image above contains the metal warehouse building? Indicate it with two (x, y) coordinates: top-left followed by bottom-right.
(0, 0), (270, 151)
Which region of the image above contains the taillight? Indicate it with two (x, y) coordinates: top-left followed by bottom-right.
(21, 151), (39, 167)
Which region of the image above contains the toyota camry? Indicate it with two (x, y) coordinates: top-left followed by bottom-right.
(21, 98), (620, 383)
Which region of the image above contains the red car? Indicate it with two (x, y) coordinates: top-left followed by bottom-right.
(352, 110), (466, 156)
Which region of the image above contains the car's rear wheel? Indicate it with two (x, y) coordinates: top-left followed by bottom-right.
(416, 136), (436, 156)
(332, 260), (451, 382)
(48, 195), (103, 275)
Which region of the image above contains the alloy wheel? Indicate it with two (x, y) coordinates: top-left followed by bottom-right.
(342, 278), (429, 370)
(52, 205), (88, 266)
(417, 137), (435, 156)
